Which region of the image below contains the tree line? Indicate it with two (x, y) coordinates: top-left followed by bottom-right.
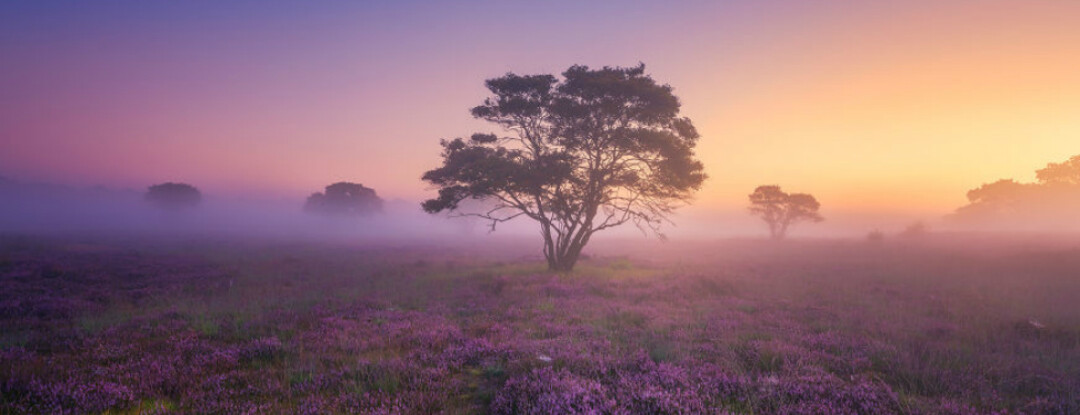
(143, 181), (383, 217)
(950, 155), (1080, 225)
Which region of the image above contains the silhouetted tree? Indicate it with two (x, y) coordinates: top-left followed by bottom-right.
(304, 182), (383, 216)
(1036, 155), (1080, 185)
(966, 179), (1032, 205)
(899, 221), (929, 238)
(951, 155), (1080, 226)
(422, 64), (706, 271)
(145, 182), (201, 210)
(951, 179), (1033, 221)
(748, 185), (822, 240)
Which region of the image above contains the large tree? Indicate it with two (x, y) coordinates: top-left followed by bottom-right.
(748, 185), (822, 240)
(422, 64), (706, 271)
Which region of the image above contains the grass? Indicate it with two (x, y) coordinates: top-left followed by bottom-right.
(1, 235), (1078, 413)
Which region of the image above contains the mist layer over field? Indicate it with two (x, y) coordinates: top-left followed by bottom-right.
(0, 180), (492, 240)
(5, 177), (1078, 242)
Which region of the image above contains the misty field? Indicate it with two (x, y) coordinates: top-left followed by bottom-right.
(1, 236), (1078, 414)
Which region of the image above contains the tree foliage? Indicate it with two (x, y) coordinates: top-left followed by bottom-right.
(145, 182), (201, 210)
(1035, 155), (1080, 185)
(304, 182), (383, 216)
(952, 154), (1080, 227)
(966, 179), (1032, 205)
(422, 64), (706, 271)
(748, 185), (823, 240)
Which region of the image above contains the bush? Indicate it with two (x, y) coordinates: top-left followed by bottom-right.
(145, 182), (201, 210)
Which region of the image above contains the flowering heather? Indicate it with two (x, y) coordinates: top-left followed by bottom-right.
(1, 236), (1078, 414)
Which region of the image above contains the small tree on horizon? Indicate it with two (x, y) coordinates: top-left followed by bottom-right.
(304, 182), (383, 217)
(421, 64), (706, 271)
(145, 182), (201, 210)
(748, 185), (823, 240)
(899, 221), (929, 238)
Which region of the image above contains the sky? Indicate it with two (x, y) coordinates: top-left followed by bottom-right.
(2, 0), (1079, 224)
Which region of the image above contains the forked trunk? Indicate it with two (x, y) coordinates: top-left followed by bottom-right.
(544, 240), (585, 272)
(540, 209), (596, 272)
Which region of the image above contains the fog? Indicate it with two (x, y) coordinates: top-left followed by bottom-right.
(0, 179), (490, 241)
(4, 177), (1080, 249)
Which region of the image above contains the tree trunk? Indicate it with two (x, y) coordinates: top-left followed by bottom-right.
(544, 239), (585, 272)
(770, 228), (785, 241)
(768, 220), (782, 240)
(541, 208), (596, 272)
(776, 220), (789, 240)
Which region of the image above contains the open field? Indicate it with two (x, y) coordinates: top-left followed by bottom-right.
(1, 235), (1078, 414)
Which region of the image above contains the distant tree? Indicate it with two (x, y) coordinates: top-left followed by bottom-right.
(866, 229), (885, 244)
(951, 154), (1080, 227)
(1036, 155), (1080, 185)
(898, 221), (929, 238)
(748, 185), (823, 240)
(304, 182), (383, 216)
(145, 182), (201, 210)
(966, 179), (1032, 205)
(421, 64), (706, 271)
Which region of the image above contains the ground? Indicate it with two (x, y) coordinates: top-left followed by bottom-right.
(1, 235), (1078, 414)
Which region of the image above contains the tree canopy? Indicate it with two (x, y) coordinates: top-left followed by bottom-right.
(422, 64), (706, 271)
(304, 182), (383, 217)
(748, 185), (823, 240)
(1035, 155), (1080, 185)
(951, 154), (1080, 227)
(145, 182), (201, 210)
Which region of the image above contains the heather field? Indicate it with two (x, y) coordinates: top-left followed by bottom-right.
(1, 235), (1078, 414)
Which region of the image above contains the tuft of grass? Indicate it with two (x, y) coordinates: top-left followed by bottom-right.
(694, 276), (737, 297)
(77, 309), (135, 334)
(644, 333), (679, 363)
(190, 315), (221, 337)
(0, 331), (30, 349)
(609, 258), (634, 270)
(736, 304), (759, 314)
(481, 362), (507, 381)
(103, 398), (176, 414)
(600, 309), (650, 333)
(754, 347), (784, 372)
(287, 370), (314, 388)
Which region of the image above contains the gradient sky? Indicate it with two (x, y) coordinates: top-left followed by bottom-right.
(3, 0), (1079, 218)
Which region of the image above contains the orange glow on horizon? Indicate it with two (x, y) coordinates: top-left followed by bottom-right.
(2, 1), (1078, 219)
